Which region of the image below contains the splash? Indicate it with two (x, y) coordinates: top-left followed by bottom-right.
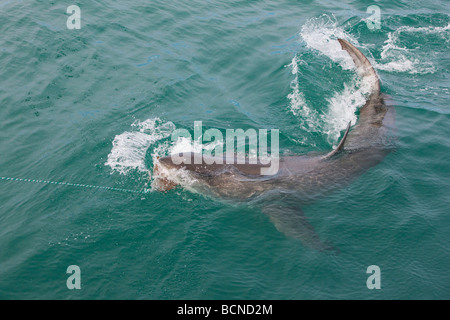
(288, 14), (446, 146)
(288, 15), (372, 146)
(105, 117), (231, 192)
(300, 14), (359, 70)
(323, 75), (372, 145)
(105, 118), (175, 176)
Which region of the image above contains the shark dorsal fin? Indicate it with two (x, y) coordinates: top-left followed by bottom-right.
(323, 121), (351, 159)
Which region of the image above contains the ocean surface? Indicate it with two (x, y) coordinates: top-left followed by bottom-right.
(0, 0), (449, 299)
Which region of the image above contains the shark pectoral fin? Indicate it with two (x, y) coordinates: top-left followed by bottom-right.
(262, 204), (337, 253)
(322, 121), (351, 159)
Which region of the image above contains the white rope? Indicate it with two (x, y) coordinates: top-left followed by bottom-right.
(0, 176), (150, 194)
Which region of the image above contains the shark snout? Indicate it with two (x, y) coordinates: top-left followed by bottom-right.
(157, 153), (195, 169)
(157, 155), (177, 169)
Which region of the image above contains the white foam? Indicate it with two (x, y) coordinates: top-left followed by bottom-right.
(286, 55), (320, 132)
(105, 118), (175, 176)
(396, 23), (450, 36)
(300, 14), (358, 70)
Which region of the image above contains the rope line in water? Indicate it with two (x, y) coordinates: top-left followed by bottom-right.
(0, 176), (150, 194)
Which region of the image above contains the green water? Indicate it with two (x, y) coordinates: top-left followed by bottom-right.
(1, 0), (449, 299)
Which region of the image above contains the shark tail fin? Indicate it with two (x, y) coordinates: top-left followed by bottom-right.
(337, 39), (380, 96)
(337, 39), (389, 146)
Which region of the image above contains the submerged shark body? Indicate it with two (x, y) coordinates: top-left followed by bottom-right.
(155, 39), (395, 251)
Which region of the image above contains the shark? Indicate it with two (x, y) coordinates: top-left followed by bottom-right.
(153, 39), (396, 251)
